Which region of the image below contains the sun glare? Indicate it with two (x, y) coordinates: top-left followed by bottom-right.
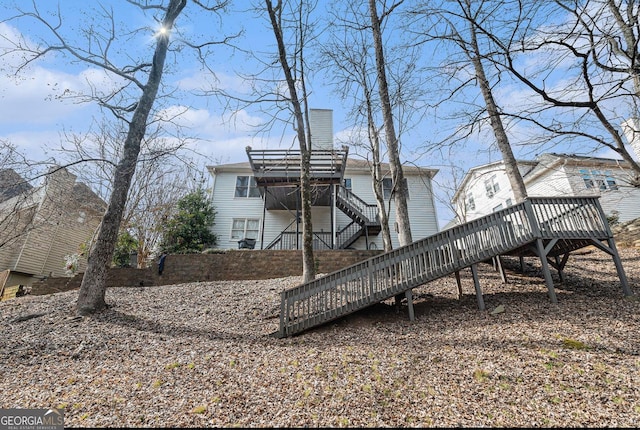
(155, 25), (169, 38)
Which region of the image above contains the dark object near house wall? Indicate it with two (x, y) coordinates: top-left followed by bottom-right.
(238, 238), (256, 249)
(158, 253), (167, 275)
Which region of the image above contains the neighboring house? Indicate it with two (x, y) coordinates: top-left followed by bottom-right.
(0, 166), (106, 295)
(207, 109), (440, 251)
(451, 153), (640, 226)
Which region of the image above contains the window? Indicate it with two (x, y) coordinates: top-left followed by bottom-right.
(382, 178), (393, 199)
(484, 175), (500, 198)
(465, 192), (475, 211)
(605, 171), (619, 190)
(579, 169), (619, 191)
(231, 218), (260, 240)
(493, 203), (503, 212)
(505, 198), (513, 207)
(343, 178), (352, 190)
(382, 178), (409, 200)
(235, 176), (260, 198)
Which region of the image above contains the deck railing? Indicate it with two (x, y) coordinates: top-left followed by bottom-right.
(277, 196), (610, 337)
(336, 186), (379, 224)
(266, 231), (333, 250)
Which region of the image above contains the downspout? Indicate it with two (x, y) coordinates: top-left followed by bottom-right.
(296, 185), (300, 250)
(331, 184), (335, 249)
(261, 185), (266, 249)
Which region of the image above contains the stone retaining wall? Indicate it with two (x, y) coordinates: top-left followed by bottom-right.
(30, 249), (382, 296)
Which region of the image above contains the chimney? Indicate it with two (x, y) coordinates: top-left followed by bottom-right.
(622, 117), (640, 161)
(309, 108), (334, 150)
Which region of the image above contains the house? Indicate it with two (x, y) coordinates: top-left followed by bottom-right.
(450, 152), (640, 226)
(206, 109), (440, 251)
(0, 166), (106, 297)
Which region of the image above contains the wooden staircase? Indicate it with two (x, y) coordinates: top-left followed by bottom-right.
(275, 196), (632, 337)
(335, 186), (381, 248)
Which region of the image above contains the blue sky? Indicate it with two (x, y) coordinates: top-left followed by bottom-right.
(0, 1), (637, 229)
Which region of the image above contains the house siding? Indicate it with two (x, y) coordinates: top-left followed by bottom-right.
(453, 155), (640, 226)
(209, 161), (439, 250)
(0, 167), (105, 284)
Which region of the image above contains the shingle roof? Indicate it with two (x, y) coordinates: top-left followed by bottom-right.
(0, 169), (33, 203)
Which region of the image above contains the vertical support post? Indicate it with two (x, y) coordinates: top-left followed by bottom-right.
(607, 238), (633, 297)
(519, 256), (525, 273)
(495, 256), (507, 283)
(260, 188), (267, 250)
(330, 184), (335, 249)
(471, 264), (485, 311)
(535, 239), (558, 304)
(454, 271), (463, 300)
(405, 289), (415, 321)
(278, 291), (287, 338)
(593, 196), (632, 297)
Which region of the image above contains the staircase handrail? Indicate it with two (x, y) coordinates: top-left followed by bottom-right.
(277, 196), (608, 337)
(336, 186), (379, 224)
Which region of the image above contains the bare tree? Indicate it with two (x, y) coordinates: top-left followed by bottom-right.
(368, 0), (413, 246)
(321, 4), (393, 250)
(61, 119), (209, 268)
(264, 0), (317, 282)
(2, 0), (235, 314)
(469, 0), (640, 183)
(408, 0), (528, 203)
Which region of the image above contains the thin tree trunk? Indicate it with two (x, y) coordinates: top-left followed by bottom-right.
(76, 0), (187, 315)
(368, 0), (412, 246)
(465, 0), (527, 203)
(265, 0), (315, 282)
(368, 112), (393, 252)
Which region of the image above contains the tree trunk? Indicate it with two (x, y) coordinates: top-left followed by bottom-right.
(466, 1), (527, 203)
(368, 113), (393, 252)
(76, 0), (187, 315)
(368, 0), (412, 246)
(265, 0), (316, 282)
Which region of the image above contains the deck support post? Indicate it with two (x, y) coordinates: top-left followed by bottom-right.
(405, 289), (415, 321)
(454, 271), (463, 300)
(495, 255), (507, 283)
(606, 238), (632, 296)
(590, 238), (633, 297)
(534, 239), (558, 304)
(471, 264), (485, 311)
(519, 256), (525, 273)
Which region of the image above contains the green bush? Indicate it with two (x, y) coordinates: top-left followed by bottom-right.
(159, 188), (217, 254)
(113, 230), (138, 267)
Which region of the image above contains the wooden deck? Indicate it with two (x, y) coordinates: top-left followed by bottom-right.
(275, 196), (632, 338)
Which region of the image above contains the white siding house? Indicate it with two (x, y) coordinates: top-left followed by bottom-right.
(206, 158), (439, 250)
(206, 109), (439, 251)
(451, 153), (640, 226)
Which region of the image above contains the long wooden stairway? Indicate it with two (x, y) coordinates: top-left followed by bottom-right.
(275, 196), (632, 337)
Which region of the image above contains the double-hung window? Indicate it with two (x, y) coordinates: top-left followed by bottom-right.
(231, 218), (260, 240)
(484, 175), (500, 198)
(235, 176), (260, 198)
(465, 192), (475, 211)
(382, 178), (410, 200)
(580, 169), (618, 191)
